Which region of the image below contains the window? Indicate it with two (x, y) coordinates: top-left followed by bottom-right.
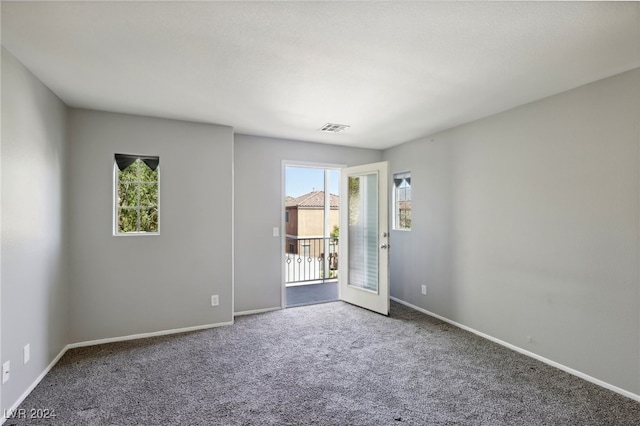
(285, 211), (289, 223)
(114, 154), (159, 234)
(393, 171), (411, 230)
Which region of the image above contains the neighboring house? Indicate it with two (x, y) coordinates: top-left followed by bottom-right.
(285, 190), (338, 261)
(397, 200), (412, 229)
(4, 2), (640, 416)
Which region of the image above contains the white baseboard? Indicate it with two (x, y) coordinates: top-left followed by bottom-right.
(1, 320), (234, 425)
(390, 296), (640, 402)
(67, 321), (234, 349)
(234, 306), (281, 317)
(2, 345), (69, 425)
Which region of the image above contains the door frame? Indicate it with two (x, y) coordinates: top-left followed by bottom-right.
(280, 160), (346, 308)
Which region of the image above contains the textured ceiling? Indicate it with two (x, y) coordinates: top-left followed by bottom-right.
(2, 1), (639, 149)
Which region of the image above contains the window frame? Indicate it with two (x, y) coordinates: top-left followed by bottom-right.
(113, 155), (161, 236)
(392, 171), (411, 231)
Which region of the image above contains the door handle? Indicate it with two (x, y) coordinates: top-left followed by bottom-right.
(380, 244), (389, 249)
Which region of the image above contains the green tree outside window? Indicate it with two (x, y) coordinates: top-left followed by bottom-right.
(116, 159), (159, 233)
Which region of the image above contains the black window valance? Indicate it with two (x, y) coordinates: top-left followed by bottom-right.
(393, 173), (411, 188)
(115, 153), (160, 171)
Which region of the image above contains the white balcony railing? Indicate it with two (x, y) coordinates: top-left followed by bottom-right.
(285, 237), (338, 284)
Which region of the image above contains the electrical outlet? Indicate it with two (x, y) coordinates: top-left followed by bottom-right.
(24, 344), (31, 364)
(273, 227), (280, 237)
(421, 285), (427, 295)
(2, 361), (10, 384)
(211, 295), (219, 307)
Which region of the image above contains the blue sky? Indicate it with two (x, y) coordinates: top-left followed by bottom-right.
(285, 167), (340, 198)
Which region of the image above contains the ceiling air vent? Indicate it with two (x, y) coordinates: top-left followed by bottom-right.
(319, 123), (350, 133)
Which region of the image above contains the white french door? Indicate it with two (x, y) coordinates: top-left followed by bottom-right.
(338, 161), (389, 315)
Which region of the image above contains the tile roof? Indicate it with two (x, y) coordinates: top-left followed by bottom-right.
(286, 191), (339, 208)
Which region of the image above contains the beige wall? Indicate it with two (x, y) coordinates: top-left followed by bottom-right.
(297, 208), (339, 237)
(285, 208), (298, 236)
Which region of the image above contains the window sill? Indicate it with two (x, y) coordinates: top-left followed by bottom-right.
(113, 232), (160, 237)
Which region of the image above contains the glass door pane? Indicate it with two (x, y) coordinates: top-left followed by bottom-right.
(347, 173), (378, 292)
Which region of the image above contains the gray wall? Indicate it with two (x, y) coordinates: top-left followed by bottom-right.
(1, 47), (69, 413)
(68, 109), (234, 342)
(234, 135), (382, 313)
(383, 68), (640, 395)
